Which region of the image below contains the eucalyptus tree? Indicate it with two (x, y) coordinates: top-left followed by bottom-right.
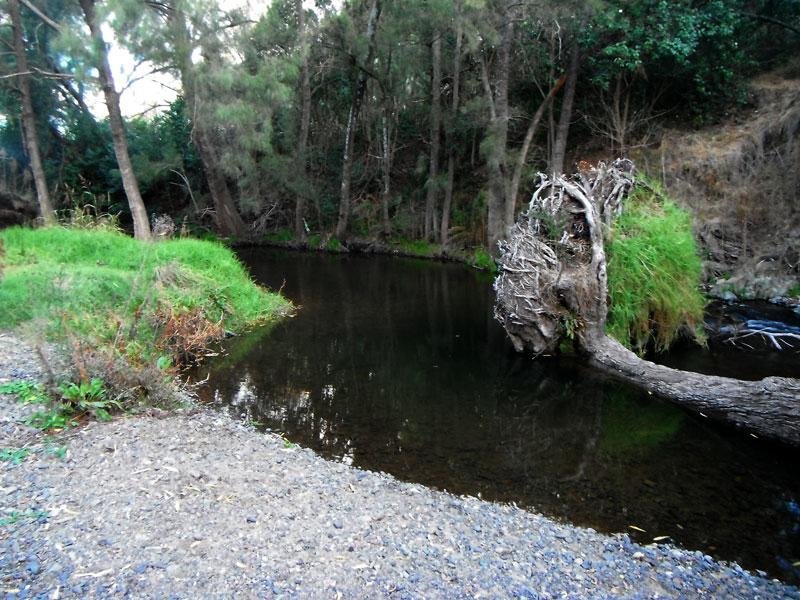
(7, 0), (56, 223)
(81, 0), (152, 239)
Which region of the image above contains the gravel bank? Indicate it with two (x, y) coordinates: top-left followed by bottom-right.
(1, 333), (798, 599)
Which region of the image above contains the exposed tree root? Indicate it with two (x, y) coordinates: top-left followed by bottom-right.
(494, 159), (800, 446)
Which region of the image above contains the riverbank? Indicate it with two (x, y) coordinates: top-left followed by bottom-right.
(2, 333), (798, 599)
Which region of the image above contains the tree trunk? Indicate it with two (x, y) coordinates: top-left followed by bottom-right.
(440, 14), (462, 248)
(294, 0), (310, 241)
(424, 31), (442, 241)
(550, 41), (579, 176)
(167, 5), (246, 239)
(380, 113), (393, 238)
(10, 0), (56, 225)
(335, 0), (381, 240)
(494, 160), (800, 447)
(506, 75), (566, 228)
(79, 0), (151, 241)
(480, 8), (513, 253)
(584, 334), (800, 445)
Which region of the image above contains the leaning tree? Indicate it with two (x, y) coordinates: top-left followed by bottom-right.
(494, 159), (800, 446)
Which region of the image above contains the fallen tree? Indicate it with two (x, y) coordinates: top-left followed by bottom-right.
(494, 159), (800, 446)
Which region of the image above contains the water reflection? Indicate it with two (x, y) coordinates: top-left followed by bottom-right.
(194, 249), (800, 583)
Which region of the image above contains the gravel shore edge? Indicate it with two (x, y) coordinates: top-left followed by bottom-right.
(2, 332), (798, 599)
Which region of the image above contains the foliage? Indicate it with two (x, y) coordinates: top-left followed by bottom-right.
(59, 378), (119, 421)
(605, 179), (706, 352)
(0, 381), (48, 404)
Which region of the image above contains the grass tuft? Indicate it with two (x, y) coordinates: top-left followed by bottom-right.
(605, 179), (706, 353)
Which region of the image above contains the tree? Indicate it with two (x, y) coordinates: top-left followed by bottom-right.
(335, 0), (382, 240)
(424, 30), (442, 241)
(79, 0), (151, 240)
(8, 0), (56, 224)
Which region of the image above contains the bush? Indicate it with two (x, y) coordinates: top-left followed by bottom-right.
(605, 180), (705, 352)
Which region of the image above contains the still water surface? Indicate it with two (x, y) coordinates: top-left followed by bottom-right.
(195, 249), (800, 583)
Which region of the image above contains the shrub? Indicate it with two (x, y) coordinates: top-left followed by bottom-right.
(605, 180), (706, 352)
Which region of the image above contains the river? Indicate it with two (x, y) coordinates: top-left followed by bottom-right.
(193, 248), (800, 584)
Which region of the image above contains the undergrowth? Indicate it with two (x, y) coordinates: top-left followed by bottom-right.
(605, 180), (706, 352)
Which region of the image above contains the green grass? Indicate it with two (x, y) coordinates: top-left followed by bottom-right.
(0, 227), (290, 364)
(391, 238), (442, 257)
(606, 180), (706, 352)
(787, 283), (800, 298)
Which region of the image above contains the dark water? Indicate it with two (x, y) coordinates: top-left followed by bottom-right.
(194, 249), (800, 584)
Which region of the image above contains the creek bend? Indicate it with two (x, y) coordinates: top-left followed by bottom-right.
(194, 248), (800, 584)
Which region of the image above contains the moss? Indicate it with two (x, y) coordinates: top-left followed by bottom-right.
(605, 179), (706, 352)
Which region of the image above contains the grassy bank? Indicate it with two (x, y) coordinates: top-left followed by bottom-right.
(0, 227), (289, 419)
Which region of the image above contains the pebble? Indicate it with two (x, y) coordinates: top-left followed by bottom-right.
(1, 333), (798, 599)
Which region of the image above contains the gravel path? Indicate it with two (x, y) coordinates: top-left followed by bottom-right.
(1, 332), (799, 599)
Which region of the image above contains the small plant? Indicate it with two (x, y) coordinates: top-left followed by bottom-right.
(59, 378), (120, 421)
(471, 247), (497, 273)
(45, 443), (68, 460)
(281, 434), (297, 449)
(25, 409), (76, 431)
(787, 284), (800, 298)
(0, 381), (48, 404)
(561, 314), (580, 340)
(0, 448), (29, 465)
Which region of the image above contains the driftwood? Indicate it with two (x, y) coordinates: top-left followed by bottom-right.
(494, 159), (800, 446)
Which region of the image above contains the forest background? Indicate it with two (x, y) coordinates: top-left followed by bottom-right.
(1, 0), (799, 292)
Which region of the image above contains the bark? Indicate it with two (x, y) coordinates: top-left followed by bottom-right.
(167, 5), (246, 238)
(424, 31), (442, 241)
(335, 0), (381, 240)
(440, 14), (462, 248)
(10, 0), (56, 225)
(294, 0), (311, 241)
(550, 41), (579, 176)
(506, 75), (566, 228)
(79, 0), (151, 240)
(494, 159), (800, 447)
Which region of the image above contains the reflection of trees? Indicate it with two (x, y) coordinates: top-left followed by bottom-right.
(198, 250), (800, 582)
